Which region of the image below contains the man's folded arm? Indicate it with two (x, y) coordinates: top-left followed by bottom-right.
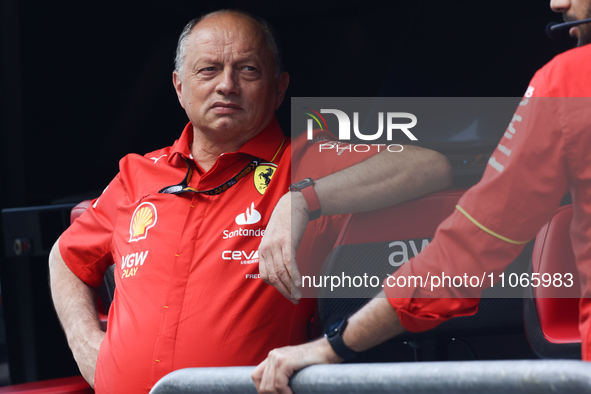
(49, 239), (105, 388)
(313, 145), (453, 216)
(259, 145), (453, 302)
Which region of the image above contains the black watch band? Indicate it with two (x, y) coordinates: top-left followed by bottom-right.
(324, 318), (360, 360)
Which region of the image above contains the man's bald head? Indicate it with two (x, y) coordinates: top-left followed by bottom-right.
(174, 10), (282, 79)
(171, 9), (290, 153)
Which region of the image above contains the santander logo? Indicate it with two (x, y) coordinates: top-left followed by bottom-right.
(235, 202), (261, 225)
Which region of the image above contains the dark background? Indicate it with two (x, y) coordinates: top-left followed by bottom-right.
(0, 0), (572, 210)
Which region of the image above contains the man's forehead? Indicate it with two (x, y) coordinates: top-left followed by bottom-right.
(189, 14), (266, 52)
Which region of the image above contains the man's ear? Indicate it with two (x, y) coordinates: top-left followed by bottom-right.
(275, 72), (290, 110)
(173, 71), (185, 108)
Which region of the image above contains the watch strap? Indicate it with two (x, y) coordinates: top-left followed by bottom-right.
(325, 319), (360, 360)
(300, 184), (321, 220)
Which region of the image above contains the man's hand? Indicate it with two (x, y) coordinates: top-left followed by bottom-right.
(252, 337), (342, 394)
(258, 192), (309, 304)
(252, 297), (405, 393)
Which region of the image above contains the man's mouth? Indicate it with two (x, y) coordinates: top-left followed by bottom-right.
(211, 102), (243, 114)
(212, 102), (242, 109)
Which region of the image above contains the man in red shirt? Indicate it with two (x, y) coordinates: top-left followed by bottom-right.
(49, 10), (451, 393)
(253, 0), (591, 392)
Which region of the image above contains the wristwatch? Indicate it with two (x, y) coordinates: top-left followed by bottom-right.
(289, 178), (321, 220)
(324, 318), (360, 360)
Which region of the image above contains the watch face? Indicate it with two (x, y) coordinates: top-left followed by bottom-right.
(326, 318), (346, 338)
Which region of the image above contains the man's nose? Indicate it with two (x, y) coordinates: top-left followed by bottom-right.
(216, 68), (240, 96)
(550, 0), (571, 13)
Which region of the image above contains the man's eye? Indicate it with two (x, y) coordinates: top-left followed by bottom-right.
(201, 67), (216, 72)
(243, 66), (257, 72)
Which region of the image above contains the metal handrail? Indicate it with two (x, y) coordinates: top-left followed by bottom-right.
(150, 359), (591, 393)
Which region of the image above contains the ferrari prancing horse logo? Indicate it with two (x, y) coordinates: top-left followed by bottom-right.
(254, 163), (277, 195)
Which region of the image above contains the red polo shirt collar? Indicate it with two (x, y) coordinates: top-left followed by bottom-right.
(168, 117), (286, 167)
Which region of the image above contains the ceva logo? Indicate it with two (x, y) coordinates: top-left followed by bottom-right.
(303, 107), (418, 141)
(129, 202), (157, 242)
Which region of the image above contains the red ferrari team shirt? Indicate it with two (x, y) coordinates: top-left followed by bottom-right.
(60, 117), (378, 393)
(384, 44), (591, 359)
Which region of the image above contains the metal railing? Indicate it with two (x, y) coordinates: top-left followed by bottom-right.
(150, 360), (591, 394)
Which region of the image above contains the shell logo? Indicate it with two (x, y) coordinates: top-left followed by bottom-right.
(129, 202), (158, 242)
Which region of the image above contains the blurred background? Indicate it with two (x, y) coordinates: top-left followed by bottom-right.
(0, 0), (572, 208)
(0, 0), (574, 386)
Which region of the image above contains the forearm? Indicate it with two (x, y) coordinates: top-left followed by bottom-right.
(312, 146), (452, 216)
(49, 239), (102, 339)
(49, 239), (104, 386)
(303, 296), (404, 364)
(260, 147), (450, 302)
(342, 293), (405, 353)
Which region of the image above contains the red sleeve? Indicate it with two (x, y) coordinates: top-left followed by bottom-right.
(59, 173), (126, 287)
(384, 66), (570, 332)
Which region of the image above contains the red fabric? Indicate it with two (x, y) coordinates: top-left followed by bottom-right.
(532, 205), (580, 344)
(336, 189), (465, 246)
(70, 200), (92, 224)
(0, 376), (91, 394)
(59, 119), (378, 393)
(385, 43), (591, 358)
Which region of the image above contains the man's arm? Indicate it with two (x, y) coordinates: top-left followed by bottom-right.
(49, 239), (105, 387)
(258, 146), (452, 302)
(254, 80), (578, 392)
(252, 293), (404, 394)
(307, 146), (452, 215)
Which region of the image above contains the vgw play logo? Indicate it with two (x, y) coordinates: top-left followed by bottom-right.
(303, 108), (418, 142)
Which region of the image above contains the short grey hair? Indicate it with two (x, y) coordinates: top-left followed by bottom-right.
(174, 10), (283, 80)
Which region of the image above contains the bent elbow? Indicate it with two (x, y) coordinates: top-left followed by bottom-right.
(48, 237), (66, 281)
(435, 152), (453, 190)
(48, 238), (60, 270)
(421, 150), (453, 192)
